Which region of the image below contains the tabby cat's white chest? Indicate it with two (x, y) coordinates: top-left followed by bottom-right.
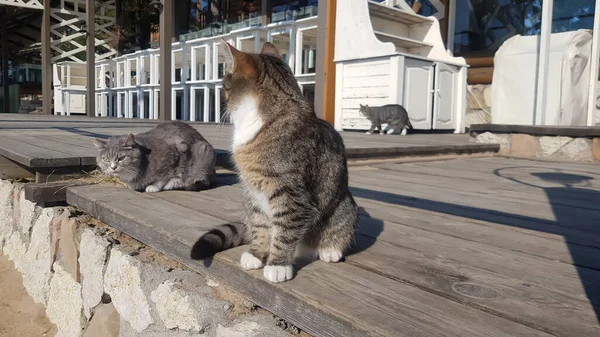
(231, 96), (263, 150)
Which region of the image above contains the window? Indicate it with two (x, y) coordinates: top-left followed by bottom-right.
(452, 0), (596, 57)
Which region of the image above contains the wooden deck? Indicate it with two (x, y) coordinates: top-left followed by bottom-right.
(65, 157), (600, 337)
(0, 114), (497, 181)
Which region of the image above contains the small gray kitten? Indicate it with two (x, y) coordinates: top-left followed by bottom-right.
(358, 103), (413, 135)
(92, 121), (216, 192)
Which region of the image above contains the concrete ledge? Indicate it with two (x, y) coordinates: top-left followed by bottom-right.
(470, 124), (600, 137)
(470, 128), (600, 162)
(0, 179), (295, 337)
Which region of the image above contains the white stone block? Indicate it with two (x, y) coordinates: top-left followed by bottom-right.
(216, 316), (290, 337)
(79, 229), (111, 319)
(475, 132), (511, 153)
(19, 190), (37, 235)
(47, 263), (86, 337)
(150, 280), (203, 332)
(22, 208), (55, 305)
(104, 248), (153, 332)
(539, 136), (572, 157)
(0, 180), (15, 249)
(558, 138), (593, 162)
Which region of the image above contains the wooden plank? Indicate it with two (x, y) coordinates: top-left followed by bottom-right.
(66, 184), (552, 337)
(0, 135), (81, 167)
(151, 183), (600, 336)
(349, 170), (600, 234)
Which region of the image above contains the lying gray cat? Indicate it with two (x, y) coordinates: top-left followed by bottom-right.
(358, 103), (413, 135)
(92, 121), (216, 192)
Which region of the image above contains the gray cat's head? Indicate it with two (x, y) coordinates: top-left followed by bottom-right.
(92, 134), (142, 181)
(358, 104), (369, 117)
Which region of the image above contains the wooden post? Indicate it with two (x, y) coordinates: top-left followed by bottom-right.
(1, 9), (9, 114)
(159, 0), (173, 121)
(42, 0), (52, 114)
(314, 0), (336, 125)
(86, 0), (96, 117)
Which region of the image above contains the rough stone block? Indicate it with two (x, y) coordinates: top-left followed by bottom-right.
(104, 248), (154, 332)
(216, 316), (291, 337)
(19, 190), (37, 235)
(539, 136), (572, 157)
(3, 231), (27, 272)
(80, 229), (111, 319)
(21, 208), (56, 305)
(83, 303), (119, 337)
(593, 138), (600, 161)
(46, 263), (86, 337)
(475, 132), (511, 153)
(55, 211), (80, 281)
(557, 138), (593, 162)
(510, 134), (538, 157)
(150, 280), (204, 332)
(0, 180), (15, 249)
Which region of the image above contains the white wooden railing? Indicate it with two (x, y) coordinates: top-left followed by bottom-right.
(53, 16), (318, 122)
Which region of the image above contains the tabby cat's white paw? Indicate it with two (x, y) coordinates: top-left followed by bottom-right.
(145, 185), (161, 193)
(263, 265), (294, 283)
(400, 128), (408, 135)
(240, 252), (264, 270)
(365, 131), (371, 134)
(319, 248), (343, 263)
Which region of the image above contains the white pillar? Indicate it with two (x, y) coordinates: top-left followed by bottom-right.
(533, 0), (553, 126)
(587, 0), (600, 126)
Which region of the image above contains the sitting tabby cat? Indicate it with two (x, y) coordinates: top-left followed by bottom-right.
(191, 41), (359, 283)
(92, 121), (216, 192)
(358, 103), (413, 135)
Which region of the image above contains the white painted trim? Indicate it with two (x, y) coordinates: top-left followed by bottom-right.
(333, 63), (344, 131)
(534, 0), (553, 126)
(588, 0), (600, 126)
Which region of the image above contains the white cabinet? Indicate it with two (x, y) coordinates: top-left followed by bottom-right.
(403, 59), (434, 130)
(402, 58), (460, 130)
(433, 63), (458, 129)
(334, 0), (468, 133)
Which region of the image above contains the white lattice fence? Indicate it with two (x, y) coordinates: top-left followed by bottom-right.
(51, 0), (116, 62)
(0, 0), (42, 9)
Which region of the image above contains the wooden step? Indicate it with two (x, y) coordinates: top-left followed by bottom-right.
(373, 30), (433, 50)
(368, 1), (431, 25)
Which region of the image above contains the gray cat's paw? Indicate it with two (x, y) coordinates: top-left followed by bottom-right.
(365, 131), (371, 134)
(386, 129), (395, 135)
(263, 265), (294, 283)
(145, 185), (161, 193)
(319, 248), (343, 263)
(240, 252), (264, 270)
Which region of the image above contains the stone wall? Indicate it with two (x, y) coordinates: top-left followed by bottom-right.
(466, 85), (492, 128)
(473, 132), (600, 162)
(0, 180), (295, 337)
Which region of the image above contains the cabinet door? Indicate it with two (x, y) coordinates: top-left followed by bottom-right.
(403, 59), (434, 130)
(433, 63), (458, 130)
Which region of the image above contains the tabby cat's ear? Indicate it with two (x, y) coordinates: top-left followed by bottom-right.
(220, 39), (243, 73)
(124, 134), (136, 148)
(91, 138), (106, 149)
(260, 42), (280, 59)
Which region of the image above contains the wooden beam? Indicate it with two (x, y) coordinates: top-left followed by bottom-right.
(42, 0), (52, 114)
(86, 0), (95, 117)
(2, 8), (9, 114)
(25, 181), (89, 205)
(314, 0), (336, 125)
(534, 0), (553, 125)
(0, 156), (34, 180)
(159, 0), (173, 121)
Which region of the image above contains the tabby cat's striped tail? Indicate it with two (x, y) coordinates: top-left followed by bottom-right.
(190, 222), (247, 259)
(407, 119), (413, 129)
